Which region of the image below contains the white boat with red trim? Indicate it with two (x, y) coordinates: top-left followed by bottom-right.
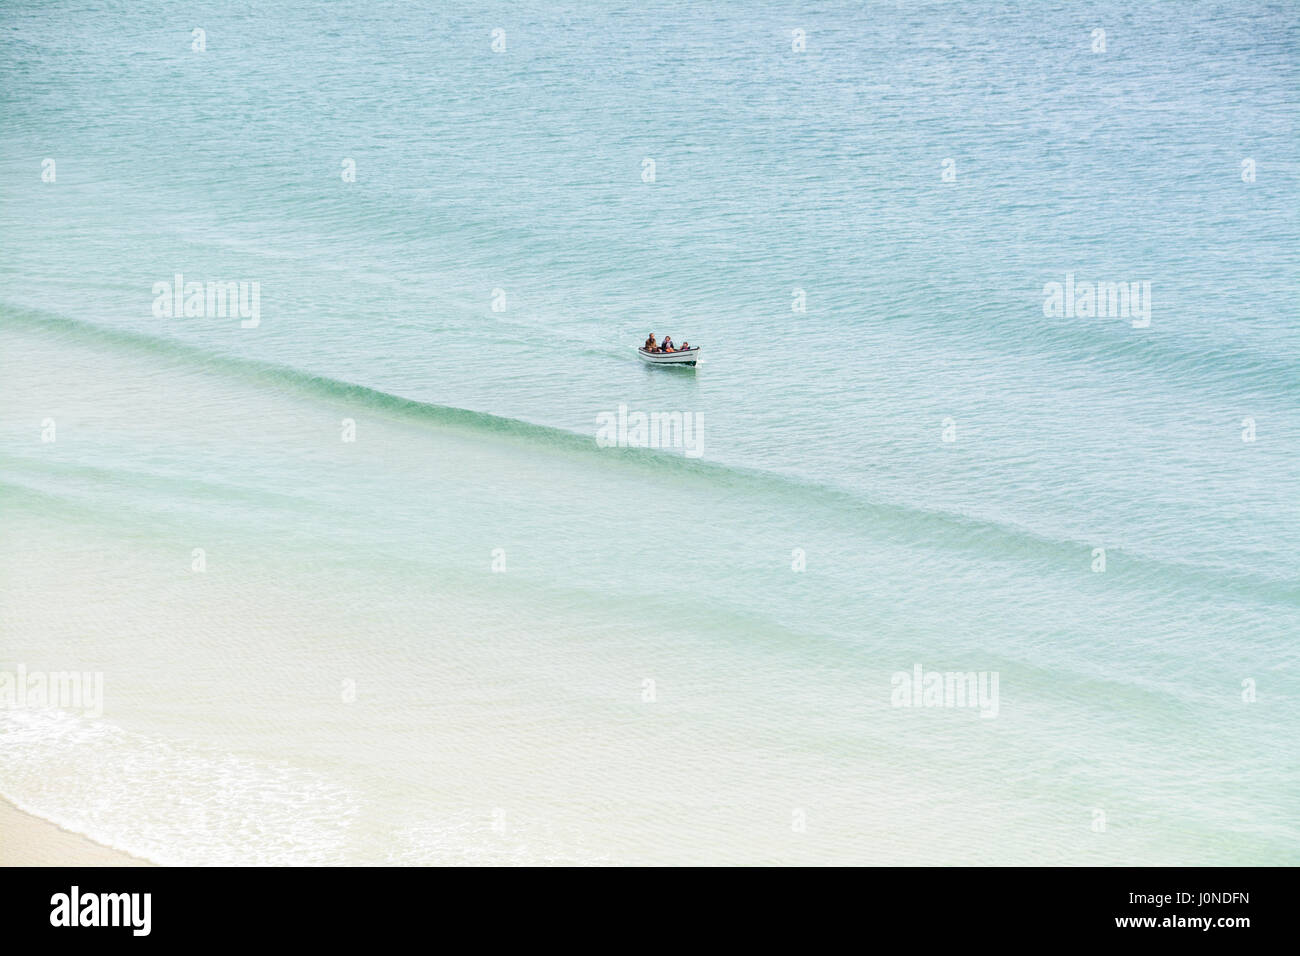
(637, 346), (699, 366)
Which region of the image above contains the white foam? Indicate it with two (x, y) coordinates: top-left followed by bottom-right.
(0, 708), (359, 866)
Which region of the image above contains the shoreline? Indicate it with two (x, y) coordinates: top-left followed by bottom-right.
(0, 797), (155, 867)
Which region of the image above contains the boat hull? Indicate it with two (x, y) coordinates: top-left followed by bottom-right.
(638, 347), (699, 366)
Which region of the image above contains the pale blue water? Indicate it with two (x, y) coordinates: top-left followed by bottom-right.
(0, 0), (1297, 864)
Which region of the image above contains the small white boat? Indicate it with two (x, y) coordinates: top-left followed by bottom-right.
(638, 346), (700, 366)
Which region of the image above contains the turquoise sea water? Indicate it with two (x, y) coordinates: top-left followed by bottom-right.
(1, 1), (1298, 864)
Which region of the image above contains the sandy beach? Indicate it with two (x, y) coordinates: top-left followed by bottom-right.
(0, 798), (153, 867)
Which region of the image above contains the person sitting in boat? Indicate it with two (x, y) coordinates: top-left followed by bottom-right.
(679, 341), (689, 350)
(644, 333), (657, 351)
(661, 335), (674, 352)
